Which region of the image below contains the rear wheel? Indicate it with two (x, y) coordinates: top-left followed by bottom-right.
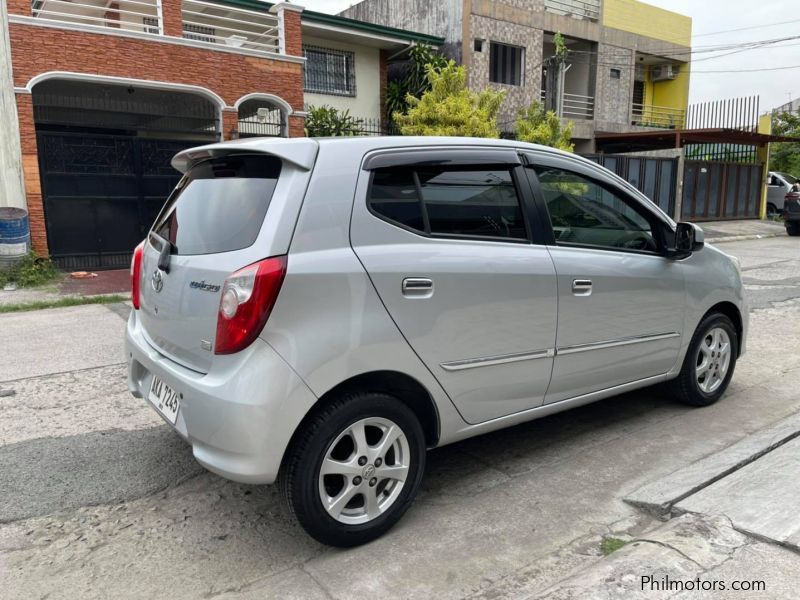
(767, 202), (778, 218)
(280, 392), (426, 547)
(668, 312), (738, 407)
(786, 221), (800, 237)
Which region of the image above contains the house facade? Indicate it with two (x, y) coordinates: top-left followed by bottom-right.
(2, 0), (440, 268)
(341, 0), (692, 152)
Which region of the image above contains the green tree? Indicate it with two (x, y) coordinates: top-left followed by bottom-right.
(770, 109), (800, 175)
(385, 44), (448, 123)
(393, 61), (506, 137)
(515, 100), (574, 152)
(304, 105), (362, 137)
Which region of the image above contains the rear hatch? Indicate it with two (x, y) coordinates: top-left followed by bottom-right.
(137, 143), (315, 372)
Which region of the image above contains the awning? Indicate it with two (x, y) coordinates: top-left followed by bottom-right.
(594, 128), (800, 153)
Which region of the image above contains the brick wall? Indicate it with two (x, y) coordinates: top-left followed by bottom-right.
(9, 19), (306, 256)
(9, 24), (304, 110)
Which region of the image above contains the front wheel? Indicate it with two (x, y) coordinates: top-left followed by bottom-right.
(668, 312), (738, 407)
(280, 392), (426, 547)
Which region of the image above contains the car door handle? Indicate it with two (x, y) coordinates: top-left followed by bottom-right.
(572, 279), (592, 296)
(402, 278), (434, 298)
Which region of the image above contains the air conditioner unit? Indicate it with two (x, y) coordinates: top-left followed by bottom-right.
(651, 64), (678, 81)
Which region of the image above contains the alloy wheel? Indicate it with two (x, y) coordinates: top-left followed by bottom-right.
(318, 417), (411, 525)
(696, 327), (732, 394)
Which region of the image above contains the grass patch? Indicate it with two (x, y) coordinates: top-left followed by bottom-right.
(0, 252), (61, 288)
(600, 537), (627, 556)
(0, 294), (128, 314)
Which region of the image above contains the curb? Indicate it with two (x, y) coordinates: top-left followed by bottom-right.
(624, 410), (800, 516)
(706, 232), (784, 244)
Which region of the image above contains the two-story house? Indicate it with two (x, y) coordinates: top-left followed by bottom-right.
(341, 0), (691, 153)
(3, 0), (441, 268)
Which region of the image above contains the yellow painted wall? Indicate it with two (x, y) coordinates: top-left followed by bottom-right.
(603, 0), (692, 47)
(651, 65), (690, 112)
(642, 66), (688, 108)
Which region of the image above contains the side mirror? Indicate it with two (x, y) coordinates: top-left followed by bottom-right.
(667, 222), (704, 258)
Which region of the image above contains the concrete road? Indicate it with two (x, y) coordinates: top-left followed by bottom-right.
(1, 235), (799, 599)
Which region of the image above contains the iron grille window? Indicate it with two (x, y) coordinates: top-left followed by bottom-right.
(143, 16), (159, 34)
(303, 45), (356, 97)
(490, 42), (523, 86)
(183, 23), (216, 43)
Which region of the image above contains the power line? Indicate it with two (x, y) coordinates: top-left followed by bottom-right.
(692, 64), (800, 73)
(693, 17), (800, 38)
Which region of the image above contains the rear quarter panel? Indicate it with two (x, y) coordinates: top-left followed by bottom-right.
(259, 141), (468, 440)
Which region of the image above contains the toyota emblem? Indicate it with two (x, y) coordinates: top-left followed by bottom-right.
(151, 269), (164, 293)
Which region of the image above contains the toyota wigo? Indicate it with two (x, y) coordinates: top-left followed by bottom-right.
(126, 137), (748, 546)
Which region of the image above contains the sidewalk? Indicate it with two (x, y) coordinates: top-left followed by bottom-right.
(0, 269), (129, 307)
(525, 411), (800, 598)
(701, 219), (786, 244)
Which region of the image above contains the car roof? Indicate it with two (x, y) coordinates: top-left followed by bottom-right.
(172, 136), (585, 173)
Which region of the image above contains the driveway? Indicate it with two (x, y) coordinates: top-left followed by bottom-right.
(1, 235), (798, 599)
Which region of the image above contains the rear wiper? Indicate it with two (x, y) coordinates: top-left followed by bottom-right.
(149, 232), (173, 273)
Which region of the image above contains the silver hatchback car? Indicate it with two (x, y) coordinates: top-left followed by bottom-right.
(126, 137), (747, 546)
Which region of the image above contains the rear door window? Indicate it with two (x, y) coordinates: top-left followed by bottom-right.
(368, 166), (528, 241)
(154, 154), (281, 255)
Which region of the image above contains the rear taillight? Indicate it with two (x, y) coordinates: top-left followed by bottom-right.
(130, 241), (145, 310)
(214, 255), (287, 355)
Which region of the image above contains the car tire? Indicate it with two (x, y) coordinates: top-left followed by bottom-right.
(767, 203), (778, 218)
(667, 312), (738, 407)
(786, 221), (800, 237)
(280, 392), (426, 547)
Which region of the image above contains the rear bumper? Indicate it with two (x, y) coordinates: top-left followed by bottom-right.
(125, 310), (318, 484)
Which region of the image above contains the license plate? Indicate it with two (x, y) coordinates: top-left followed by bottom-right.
(148, 375), (180, 425)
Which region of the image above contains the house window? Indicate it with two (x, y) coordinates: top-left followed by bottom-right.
(183, 24), (216, 44)
(303, 45), (356, 97)
(490, 42), (524, 86)
(610, 68), (621, 79)
(474, 39), (484, 52)
(142, 17), (160, 35)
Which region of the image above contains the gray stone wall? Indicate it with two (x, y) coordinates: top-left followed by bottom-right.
(340, 0), (464, 62)
(468, 14), (544, 131)
(594, 43), (634, 132)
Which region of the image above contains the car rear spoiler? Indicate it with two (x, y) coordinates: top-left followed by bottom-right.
(172, 138), (319, 173)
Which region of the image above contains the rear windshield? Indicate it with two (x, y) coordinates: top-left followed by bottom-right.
(778, 172), (798, 184)
(153, 154), (281, 255)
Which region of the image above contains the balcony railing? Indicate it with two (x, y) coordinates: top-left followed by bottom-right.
(31, 0), (161, 35)
(29, 0), (285, 57)
(181, 0), (280, 54)
(544, 0), (600, 21)
(539, 90), (594, 120)
(632, 104), (686, 129)
(562, 93), (594, 120)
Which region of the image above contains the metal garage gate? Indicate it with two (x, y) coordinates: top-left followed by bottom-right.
(680, 161), (762, 221)
(583, 154), (677, 216)
(38, 132), (195, 270)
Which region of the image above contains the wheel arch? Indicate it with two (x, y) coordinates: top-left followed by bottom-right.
(282, 371), (441, 467)
(703, 301), (743, 354)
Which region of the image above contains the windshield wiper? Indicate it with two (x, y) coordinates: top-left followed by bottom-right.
(149, 231), (173, 273)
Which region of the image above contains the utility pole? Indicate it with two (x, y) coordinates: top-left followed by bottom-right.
(0, 0), (26, 210)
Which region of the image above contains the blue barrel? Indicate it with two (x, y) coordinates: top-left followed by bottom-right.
(0, 207), (31, 270)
